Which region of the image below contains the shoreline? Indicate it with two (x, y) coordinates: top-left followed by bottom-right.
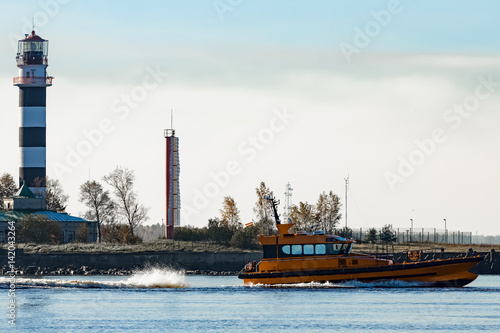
(2, 248), (499, 276)
(0, 266), (240, 277)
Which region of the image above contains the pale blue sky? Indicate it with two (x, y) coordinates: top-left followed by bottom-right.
(1, 0), (500, 235)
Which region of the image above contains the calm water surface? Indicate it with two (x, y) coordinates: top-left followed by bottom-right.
(1, 269), (499, 332)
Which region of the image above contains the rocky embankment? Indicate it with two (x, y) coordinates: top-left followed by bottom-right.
(0, 265), (239, 276)
(1, 248), (259, 276)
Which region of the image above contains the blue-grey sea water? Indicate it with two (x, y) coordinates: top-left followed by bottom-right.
(1, 268), (499, 332)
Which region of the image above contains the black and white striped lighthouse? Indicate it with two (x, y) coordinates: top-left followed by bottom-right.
(13, 31), (53, 196)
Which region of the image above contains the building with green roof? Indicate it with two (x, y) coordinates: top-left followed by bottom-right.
(0, 183), (97, 243)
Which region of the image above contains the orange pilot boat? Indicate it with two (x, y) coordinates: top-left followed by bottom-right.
(239, 195), (483, 287)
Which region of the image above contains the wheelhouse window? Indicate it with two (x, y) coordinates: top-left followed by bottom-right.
(339, 243), (352, 254)
(315, 244), (326, 255)
(326, 243), (342, 255)
(278, 242), (352, 257)
(303, 244), (314, 255)
(291, 244), (302, 255)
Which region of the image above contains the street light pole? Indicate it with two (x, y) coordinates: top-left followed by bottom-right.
(444, 219), (447, 243)
(410, 219), (413, 242)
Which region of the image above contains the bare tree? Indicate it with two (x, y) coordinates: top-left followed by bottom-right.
(0, 173), (17, 210)
(103, 166), (149, 237)
(79, 180), (115, 242)
(220, 196), (241, 229)
(33, 177), (69, 212)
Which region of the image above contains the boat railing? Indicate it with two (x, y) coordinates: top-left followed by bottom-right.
(369, 247), (475, 263)
(362, 246), (453, 262)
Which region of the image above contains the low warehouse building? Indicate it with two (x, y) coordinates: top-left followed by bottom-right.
(0, 183), (97, 243)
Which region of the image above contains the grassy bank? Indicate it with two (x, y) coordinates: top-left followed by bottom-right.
(4, 239), (259, 254)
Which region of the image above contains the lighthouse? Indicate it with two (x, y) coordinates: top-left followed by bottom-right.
(13, 31), (53, 196)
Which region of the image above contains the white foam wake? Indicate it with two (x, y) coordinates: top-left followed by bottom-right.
(123, 267), (190, 288)
(0, 267), (190, 289)
(248, 279), (426, 288)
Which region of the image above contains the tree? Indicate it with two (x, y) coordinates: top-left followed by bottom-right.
(33, 176), (69, 212)
(79, 180), (115, 242)
(315, 191), (342, 234)
(103, 166), (149, 237)
(253, 182), (272, 219)
(220, 196), (241, 229)
(207, 217), (234, 245)
(337, 226), (353, 239)
(379, 224), (397, 244)
(101, 224), (141, 244)
(0, 173), (17, 210)
(366, 227), (378, 244)
(46, 178), (69, 212)
(135, 223), (167, 241)
(18, 214), (63, 244)
(174, 225), (208, 242)
(76, 223), (89, 243)
(253, 182), (274, 234)
(230, 227), (260, 250)
(289, 201), (315, 231)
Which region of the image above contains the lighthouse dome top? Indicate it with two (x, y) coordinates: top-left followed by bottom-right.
(23, 30), (45, 41)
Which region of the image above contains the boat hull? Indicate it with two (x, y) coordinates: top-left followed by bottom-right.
(239, 256), (483, 287)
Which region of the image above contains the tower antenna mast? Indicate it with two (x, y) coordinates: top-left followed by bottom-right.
(345, 175), (349, 228)
(283, 182), (293, 224)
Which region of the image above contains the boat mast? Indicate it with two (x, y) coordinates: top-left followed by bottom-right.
(264, 194), (281, 225)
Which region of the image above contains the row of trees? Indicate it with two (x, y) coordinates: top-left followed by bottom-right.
(1, 166), (149, 244)
(172, 182), (344, 249)
(16, 214), (89, 244)
(334, 225), (398, 244)
(366, 225), (398, 244)
(252, 182), (343, 235)
(172, 195), (259, 249)
(79, 166), (149, 243)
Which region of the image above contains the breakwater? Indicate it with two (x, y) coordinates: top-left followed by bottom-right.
(2, 248), (499, 276)
(1, 249), (262, 276)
